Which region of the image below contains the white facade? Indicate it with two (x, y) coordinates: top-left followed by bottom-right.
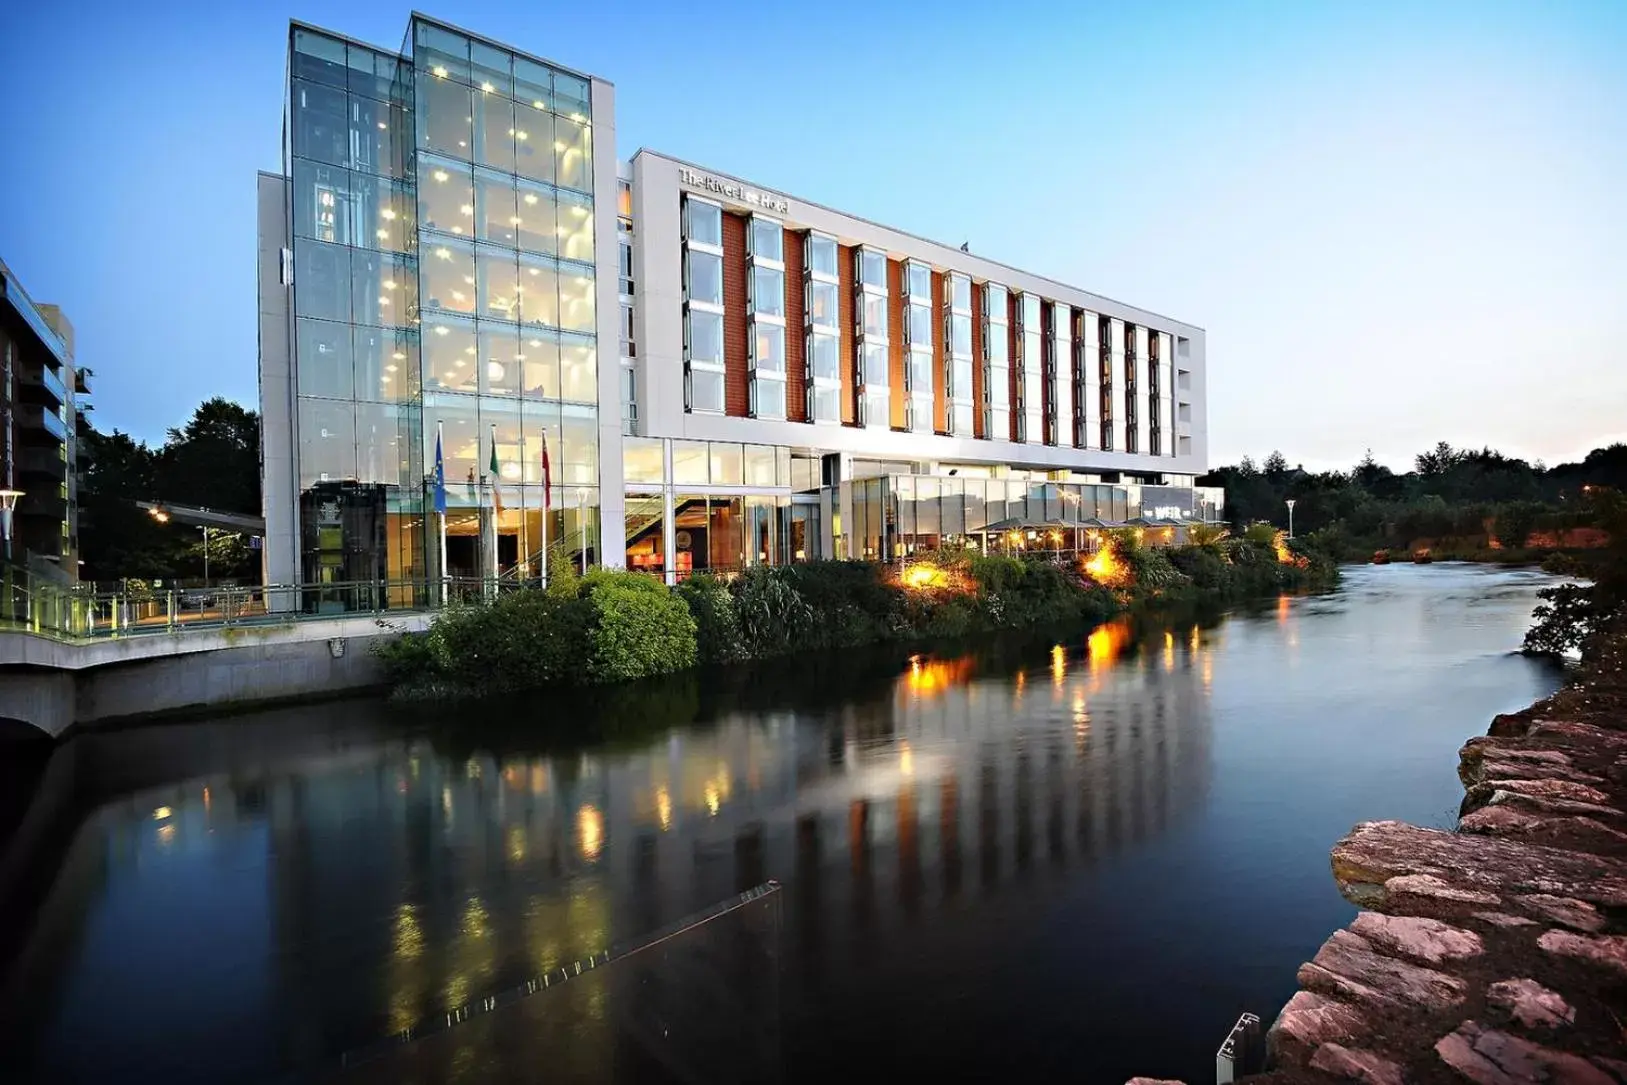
(627, 149), (1209, 479)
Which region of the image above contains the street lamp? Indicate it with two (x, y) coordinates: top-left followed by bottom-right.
(0, 489), (22, 562)
(1285, 499), (1297, 539)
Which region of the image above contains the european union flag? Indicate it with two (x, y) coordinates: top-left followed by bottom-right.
(433, 429), (447, 515)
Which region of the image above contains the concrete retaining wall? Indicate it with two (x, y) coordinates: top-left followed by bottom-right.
(0, 614), (430, 738)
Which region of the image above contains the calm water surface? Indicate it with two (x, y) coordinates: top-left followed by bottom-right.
(0, 564), (1562, 1083)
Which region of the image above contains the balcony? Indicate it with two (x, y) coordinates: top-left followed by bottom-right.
(17, 363), (69, 407)
(74, 365), (93, 395)
(17, 402), (68, 445)
(18, 445), (67, 482)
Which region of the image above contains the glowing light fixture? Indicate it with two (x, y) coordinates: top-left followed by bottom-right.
(432, 65), (448, 78)
(433, 169), (449, 183)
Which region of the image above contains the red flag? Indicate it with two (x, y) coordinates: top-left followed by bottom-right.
(540, 436), (552, 511)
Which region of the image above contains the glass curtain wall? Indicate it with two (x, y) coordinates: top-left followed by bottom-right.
(1074, 309), (1097, 452)
(851, 476), (1131, 561)
(946, 273), (973, 436)
(983, 283), (1009, 440)
(289, 27), (422, 605)
(904, 261), (933, 433)
(411, 19), (598, 578)
(747, 215), (786, 419)
(805, 234), (840, 422)
(855, 247), (889, 427)
(1017, 293), (1042, 443)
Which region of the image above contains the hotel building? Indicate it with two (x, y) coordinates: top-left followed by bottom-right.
(258, 14), (1214, 602)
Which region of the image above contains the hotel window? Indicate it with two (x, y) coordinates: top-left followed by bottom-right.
(905, 261), (933, 433)
(747, 214), (786, 420)
(1016, 293), (1042, 443)
(1072, 310), (1092, 449)
(1049, 302), (1073, 447)
(1123, 322), (1139, 454)
(683, 195), (725, 413)
(1098, 316), (1114, 451)
(1148, 330), (1162, 456)
(984, 283), (1009, 440)
(855, 246), (888, 427)
(945, 272), (974, 436)
(805, 233), (840, 423)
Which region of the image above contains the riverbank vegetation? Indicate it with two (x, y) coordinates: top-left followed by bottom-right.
(1523, 486), (1625, 660)
(375, 532), (1339, 699)
(1201, 441), (1626, 563)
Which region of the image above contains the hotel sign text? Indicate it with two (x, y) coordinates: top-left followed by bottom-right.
(678, 168), (789, 215)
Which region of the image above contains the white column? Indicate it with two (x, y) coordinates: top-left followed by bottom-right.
(590, 77), (626, 569)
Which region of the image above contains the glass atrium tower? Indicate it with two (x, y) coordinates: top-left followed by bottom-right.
(258, 15), (619, 604)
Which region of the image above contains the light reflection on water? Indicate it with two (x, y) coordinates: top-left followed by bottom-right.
(0, 564), (1565, 1084)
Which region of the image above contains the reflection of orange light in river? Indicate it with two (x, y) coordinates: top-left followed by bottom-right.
(656, 786), (672, 830)
(1051, 644), (1066, 686)
(578, 805), (603, 860)
(1164, 631), (1175, 671)
(1087, 621), (1130, 668)
(904, 655), (974, 699)
(1277, 594), (1291, 624)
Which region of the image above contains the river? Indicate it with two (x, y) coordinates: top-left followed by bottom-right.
(0, 564), (1563, 1083)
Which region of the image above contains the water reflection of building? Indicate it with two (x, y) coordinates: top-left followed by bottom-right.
(9, 625), (1214, 1078)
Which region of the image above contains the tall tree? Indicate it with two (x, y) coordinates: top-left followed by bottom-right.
(156, 397), (260, 513)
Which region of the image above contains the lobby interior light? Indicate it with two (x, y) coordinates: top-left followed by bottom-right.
(376, 229), (389, 240)
(532, 99), (545, 109)
(432, 65), (447, 78)
(433, 325), (449, 336)
(481, 81), (494, 93)
(385, 364), (398, 373)
(392, 351), (406, 360)
(381, 209), (397, 220)
(523, 193), (538, 205)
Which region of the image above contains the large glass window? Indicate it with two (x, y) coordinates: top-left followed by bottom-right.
(908, 304), (931, 347)
(553, 71), (590, 117)
(348, 45), (404, 104)
(513, 100), (554, 183)
(688, 310), (723, 364)
(298, 398), (357, 487)
(416, 71), (473, 160)
(686, 250), (723, 307)
(512, 181), (557, 254)
(951, 313), (972, 356)
(859, 249), (886, 288)
(423, 313), (478, 393)
(672, 440), (708, 484)
(810, 331), (839, 381)
(558, 269), (596, 333)
(908, 263), (931, 298)
(710, 443), (743, 485)
(624, 438), (664, 484)
(554, 117), (592, 192)
(479, 323), (523, 397)
(351, 94), (409, 179)
(476, 246), (521, 322)
(559, 332), (596, 402)
(522, 330), (559, 398)
(807, 235), (837, 278)
(418, 158), (474, 236)
(685, 199), (723, 247)
(808, 281), (838, 329)
(355, 326), (418, 402)
(471, 41), (513, 97)
(863, 343), (888, 385)
(292, 80), (350, 167)
(474, 171), (518, 245)
(689, 370), (724, 413)
(292, 159), (353, 245)
(422, 239), (477, 314)
(752, 266), (784, 317)
(557, 191), (593, 262)
(810, 386), (839, 424)
(474, 93), (517, 172)
(296, 318), (354, 399)
(415, 22), (471, 83)
(752, 322), (785, 374)
(352, 250), (417, 328)
(517, 252), (558, 328)
(862, 294), (887, 336)
(750, 218), (783, 262)
(293, 29), (348, 89)
(354, 402), (409, 487)
(294, 238), (350, 323)
(744, 445), (777, 486)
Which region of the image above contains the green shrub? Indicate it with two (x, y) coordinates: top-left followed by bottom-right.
(581, 569), (697, 683)
(675, 574), (746, 665)
(780, 561), (898, 647)
(733, 566), (815, 657)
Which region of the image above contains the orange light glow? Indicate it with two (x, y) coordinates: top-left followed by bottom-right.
(577, 805), (603, 860)
(900, 563), (951, 590)
(1087, 620), (1131, 668)
(1051, 644), (1067, 685)
(904, 655), (975, 699)
(1084, 545), (1130, 587)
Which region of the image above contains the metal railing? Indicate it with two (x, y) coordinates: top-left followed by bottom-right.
(0, 571), (455, 641)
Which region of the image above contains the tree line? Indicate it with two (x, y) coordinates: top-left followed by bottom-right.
(1198, 441), (1627, 558)
(78, 397), (260, 584)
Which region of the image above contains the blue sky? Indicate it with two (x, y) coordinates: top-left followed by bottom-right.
(1, 0), (1622, 470)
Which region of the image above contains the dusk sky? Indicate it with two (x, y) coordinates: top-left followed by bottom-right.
(1, 0), (1622, 471)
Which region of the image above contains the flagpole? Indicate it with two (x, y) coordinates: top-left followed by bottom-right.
(518, 430), (529, 581)
(540, 434), (551, 590)
(436, 420), (448, 607)
(486, 423), (500, 600)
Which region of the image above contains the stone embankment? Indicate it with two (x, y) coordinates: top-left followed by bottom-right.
(1131, 631), (1627, 1085)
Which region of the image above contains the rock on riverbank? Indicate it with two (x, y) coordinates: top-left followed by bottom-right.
(1125, 638), (1627, 1084)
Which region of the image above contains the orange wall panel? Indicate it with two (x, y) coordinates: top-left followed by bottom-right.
(931, 271), (947, 434)
(783, 228), (807, 423)
(887, 259), (906, 430)
(838, 244), (856, 425)
(722, 212), (749, 418)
